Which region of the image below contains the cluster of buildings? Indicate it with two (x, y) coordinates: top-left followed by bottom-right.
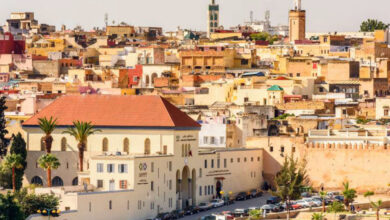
(0, 0), (390, 219)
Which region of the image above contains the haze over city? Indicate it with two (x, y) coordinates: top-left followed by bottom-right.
(1, 0), (389, 32)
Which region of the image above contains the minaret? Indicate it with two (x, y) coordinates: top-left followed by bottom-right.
(207, 0), (219, 38)
(289, 0), (306, 43)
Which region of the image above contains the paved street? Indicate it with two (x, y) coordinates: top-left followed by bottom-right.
(182, 193), (272, 220)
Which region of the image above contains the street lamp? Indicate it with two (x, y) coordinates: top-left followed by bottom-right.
(37, 208), (61, 220)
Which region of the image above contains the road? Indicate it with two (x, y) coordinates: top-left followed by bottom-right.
(182, 193), (272, 220)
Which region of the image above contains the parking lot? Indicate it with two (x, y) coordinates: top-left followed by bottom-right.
(182, 193), (272, 220)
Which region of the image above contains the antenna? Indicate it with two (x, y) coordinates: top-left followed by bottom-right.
(104, 13), (108, 27)
(250, 11), (254, 23)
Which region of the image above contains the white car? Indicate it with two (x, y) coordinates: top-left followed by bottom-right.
(210, 199), (225, 208)
(296, 200), (312, 208)
(305, 198), (321, 207)
(199, 202), (213, 210)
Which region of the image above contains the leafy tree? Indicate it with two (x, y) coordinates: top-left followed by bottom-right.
(327, 201), (345, 220)
(0, 192), (24, 220)
(63, 121), (101, 172)
(342, 181), (357, 209)
(370, 199), (382, 220)
(250, 32), (279, 44)
(249, 209), (263, 219)
(15, 188), (59, 218)
(273, 156), (307, 220)
(0, 96), (9, 158)
(1, 154), (24, 192)
(38, 117), (58, 153)
(38, 154), (60, 187)
(311, 212), (325, 220)
(0, 165), (12, 189)
(319, 190), (327, 213)
(360, 19), (389, 32)
(9, 133), (27, 190)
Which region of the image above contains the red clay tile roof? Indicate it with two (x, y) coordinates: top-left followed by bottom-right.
(23, 95), (200, 129)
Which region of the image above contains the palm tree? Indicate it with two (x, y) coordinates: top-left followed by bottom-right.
(319, 190), (327, 212)
(63, 121), (101, 172)
(312, 212), (325, 220)
(364, 190), (374, 203)
(370, 199), (382, 220)
(38, 154), (60, 187)
(2, 154), (23, 192)
(342, 181), (357, 210)
(38, 116), (58, 153)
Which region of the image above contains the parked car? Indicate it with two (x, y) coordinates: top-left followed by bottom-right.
(260, 204), (281, 213)
(249, 189), (263, 198)
(303, 198), (321, 207)
(232, 209), (249, 217)
(210, 199), (225, 208)
(235, 192), (248, 201)
(184, 206), (200, 215)
(266, 196), (281, 204)
(200, 215), (216, 220)
(198, 202), (213, 211)
(296, 200), (313, 208)
(171, 209), (185, 218)
(155, 212), (174, 220)
(334, 195), (344, 202)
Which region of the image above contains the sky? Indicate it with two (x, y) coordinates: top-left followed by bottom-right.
(1, 0), (389, 33)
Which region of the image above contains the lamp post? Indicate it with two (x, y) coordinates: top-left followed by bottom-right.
(37, 208), (60, 220)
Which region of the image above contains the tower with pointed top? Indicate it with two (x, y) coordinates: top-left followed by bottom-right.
(207, 0), (219, 38)
(289, 0), (306, 43)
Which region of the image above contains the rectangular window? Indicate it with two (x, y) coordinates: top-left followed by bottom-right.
(205, 186), (207, 195)
(199, 186), (202, 196)
(224, 159), (227, 168)
(204, 160), (208, 168)
(151, 162), (154, 172)
(97, 163), (103, 173)
(118, 164), (128, 173)
(97, 180), (103, 188)
(199, 168), (202, 177)
(270, 146), (274, 152)
(211, 185), (214, 194)
(169, 180), (172, 190)
(211, 159), (214, 168)
(281, 147), (285, 153)
(151, 181), (154, 191)
(208, 186), (211, 195)
(169, 161), (172, 171)
(203, 136), (208, 144)
(119, 180), (127, 189)
(220, 137), (224, 144)
(237, 158), (240, 163)
(217, 159), (220, 168)
(210, 137), (215, 144)
(107, 164), (114, 173)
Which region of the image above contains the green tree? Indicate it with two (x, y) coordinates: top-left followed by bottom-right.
(250, 32), (279, 44)
(327, 201), (345, 220)
(0, 192), (24, 220)
(360, 19), (389, 32)
(273, 156), (307, 220)
(0, 165), (12, 189)
(9, 133), (27, 190)
(1, 154), (24, 192)
(364, 190), (374, 203)
(249, 209), (262, 219)
(370, 199), (382, 220)
(63, 121), (101, 172)
(38, 154), (60, 187)
(38, 117), (58, 153)
(319, 190), (327, 213)
(342, 181), (357, 209)
(15, 188), (59, 218)
(312, 212), (325, 220)
(0, 96), (9, 158)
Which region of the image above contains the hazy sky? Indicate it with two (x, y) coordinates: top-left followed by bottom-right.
(1, 0), (389, 33)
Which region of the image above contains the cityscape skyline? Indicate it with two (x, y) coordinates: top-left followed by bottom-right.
(1, 0), (389, 32)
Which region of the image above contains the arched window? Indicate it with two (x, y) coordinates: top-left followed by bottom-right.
(61, 137), (67, 151)
(163, 145), (167, 155)
(151, 73), (158, 84)
(72, 177), (78, 186)
(102, 138), (108, 152)
(40, 137), (45, 151)
(52, 176), (64, 187)
(145, 75), (150, 86)
(31, 176), (43, 186)
(123, 138), (129, 154)
(144, 138), (151, 155)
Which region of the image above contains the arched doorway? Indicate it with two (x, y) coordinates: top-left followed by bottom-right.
(31, 176), (43, 186)
(181, 166), (190, 209)
(52, 176), (64, 187)
(216, 181), (222, 198)
(72, 177), (78, 186)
